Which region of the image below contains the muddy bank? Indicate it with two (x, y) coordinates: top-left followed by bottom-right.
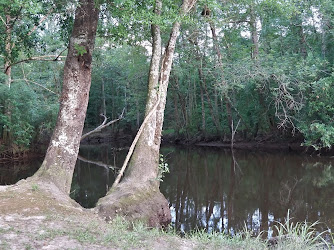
(194, 141), (303, 152)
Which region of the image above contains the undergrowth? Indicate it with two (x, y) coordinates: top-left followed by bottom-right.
(99, 210), (331, 249)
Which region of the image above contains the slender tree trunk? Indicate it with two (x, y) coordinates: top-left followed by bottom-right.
(208, 20), (232, 133)
(292, 14), (307, 58)
(2, 15), (13, 145)
(173, 91), (181, 132)
(198, 63), (221, 134)
(97, 0), (196, 227)
(200, 82), (206, 134)
(32, 0), (99, 194)
(4, 15), (12, 87)
(101, 78), (107, 116)
(249, 6), (259, 60)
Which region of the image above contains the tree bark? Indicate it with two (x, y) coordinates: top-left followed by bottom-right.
(1, 15), (13, 145)
(208, 19), (232, 133)
(198, 62), (221, 134)
(32, 0), (99, 194)
(4, 14), (12, 87)
(249, 5), (259, 60)
(97, 0), (196, 227)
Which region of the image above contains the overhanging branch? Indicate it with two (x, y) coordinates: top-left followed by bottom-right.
(77, 155), (117, 170)
(6, 51), (67, 72)
(80, 108), (125, 141)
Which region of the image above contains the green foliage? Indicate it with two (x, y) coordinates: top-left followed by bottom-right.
(273, 210), (329, 249)
(1, 0), (334, 151)
(31, 183), (39, 191)
(0, 80), (58, 148)
(299, 75), (334, 149)
(74, 44), (87, 56)
(157, 154), (169, 182)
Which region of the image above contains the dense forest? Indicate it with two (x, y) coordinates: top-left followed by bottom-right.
(1, 0), (334, 156)
(1, 1), (334, 248)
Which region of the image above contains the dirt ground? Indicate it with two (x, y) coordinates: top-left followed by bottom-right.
(0, 179), (199, 250)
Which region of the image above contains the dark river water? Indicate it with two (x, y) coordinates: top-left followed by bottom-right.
(1, 145), (334, 237)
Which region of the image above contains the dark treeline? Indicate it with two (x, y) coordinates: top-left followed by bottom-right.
(1, 0), (334, 155)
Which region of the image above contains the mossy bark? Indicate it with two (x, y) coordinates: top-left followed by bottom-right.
(97, 0), (196, 227)
(32, 0), (99, 194)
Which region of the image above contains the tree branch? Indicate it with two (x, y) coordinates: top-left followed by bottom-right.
(27, 7), (55, 36)
(5, 52), (66, 72)
(111, 96), (161, 188)
(80, 108), (125, 141)
(12, 78), (58, 95)
(77, 155), (116, 170)
(0, 15), (8, 27)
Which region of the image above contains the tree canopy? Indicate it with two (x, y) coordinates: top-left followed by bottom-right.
(1, 0), (334, 152)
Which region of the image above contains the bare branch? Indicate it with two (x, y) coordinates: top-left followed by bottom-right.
(77, 155), (117, 170)
(112, 98), (160, 188)
(0, 15), (8, 27)
(80, 108), (125, 141)
(231, 118), (241, 149)
(54, 48), (67, 61)
(5, 53), (66, 72)
(12, 78), (58, 95)
(27, 8), (55, 36)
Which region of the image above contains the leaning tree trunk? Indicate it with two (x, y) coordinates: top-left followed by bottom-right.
(32, 0), (99, 194)
(97, 0), (196, 227)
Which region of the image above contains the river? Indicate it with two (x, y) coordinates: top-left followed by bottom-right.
(1, 145), (333, 237)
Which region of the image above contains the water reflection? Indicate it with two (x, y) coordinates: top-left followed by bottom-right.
(1, 145), (333, 236)
(70, 145), (125, 208)
(159, 147), (334, 236)
(0, 160), (41, 185)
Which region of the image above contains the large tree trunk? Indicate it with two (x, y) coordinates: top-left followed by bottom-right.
(97, 0), (196, 227)
(32, 0), (99, 194)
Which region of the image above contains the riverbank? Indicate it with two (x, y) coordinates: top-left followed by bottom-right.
(80, 128), (331, 155)
(0, 178), (331, 249)
(0, 179), (264, 249)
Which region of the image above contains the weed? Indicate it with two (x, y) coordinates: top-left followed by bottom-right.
(271, 210), (329, 249)
(24, 244), (32, 250)
(157, 154), (169, 182)
(73, 229), (96, 243)
(31, 184), (39, 192)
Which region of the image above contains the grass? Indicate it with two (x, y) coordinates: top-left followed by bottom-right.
(85, 212), (331, 249)
(5, 210), (330, 249)
(270, 210), (329, 250)
(31, 184), (39, 192)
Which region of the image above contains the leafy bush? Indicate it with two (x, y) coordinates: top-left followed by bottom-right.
(299, 75), (334, 149)
(0, 81), (58, 148)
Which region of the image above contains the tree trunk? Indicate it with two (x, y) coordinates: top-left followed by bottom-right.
(249, 6), (259, 60)
(2, 15), (13, 145)
(4, 15), (12, 87)
(32, 0), (99, 194)
(208, 20), (232, 133)
(97, 0), (196, 227)
(200, 81), (206, 134)
(198, 62), (221, 134)
(101, 78), (107, 117)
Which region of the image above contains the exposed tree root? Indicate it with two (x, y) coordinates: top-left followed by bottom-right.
(96, 181), (171, 228)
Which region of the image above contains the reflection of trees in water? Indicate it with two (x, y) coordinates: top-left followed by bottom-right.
(0, 161), (40, 185)
(160, 147), (334, 235)
(70, 145), (120, 208)
(3, 145), (334, 234)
